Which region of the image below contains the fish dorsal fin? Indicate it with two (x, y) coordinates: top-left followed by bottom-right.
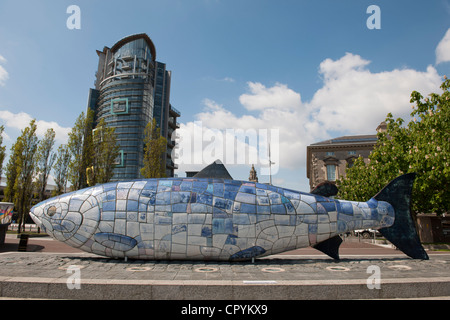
(313, 235), (342, 260)
(310, 182), (338, 198)
(193, 160), (233, 180)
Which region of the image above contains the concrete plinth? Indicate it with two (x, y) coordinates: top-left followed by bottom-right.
(1, 250), (450, 300)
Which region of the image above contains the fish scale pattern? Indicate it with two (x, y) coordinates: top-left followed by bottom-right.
(30, 178), (395, 261)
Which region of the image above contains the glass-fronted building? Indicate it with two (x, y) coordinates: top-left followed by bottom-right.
(87, 33), (180, 181)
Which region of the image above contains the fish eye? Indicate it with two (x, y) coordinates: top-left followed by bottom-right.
(47, 206), (57, 217)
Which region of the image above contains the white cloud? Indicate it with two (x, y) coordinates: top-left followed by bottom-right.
(176, 85), (312, 172)
(0, 110), (71, 144)
(309, 53), (442, 134)
(221, 77), (235, 83)
(205, 76), (236, 83)
(1, 130), (10, 142)
(174, 112), (267, 171)
(239, 82), (302, 111)
(436, 28), (450, 64)
(319, 52), (370, 82)
(176, 52), (443, 178)
(0, 55), (9, 86)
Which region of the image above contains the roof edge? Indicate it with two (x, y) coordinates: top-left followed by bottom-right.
(311, 134), (378, 146)
(110, 33), (156, 61)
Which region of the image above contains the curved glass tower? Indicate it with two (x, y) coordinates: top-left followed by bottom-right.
(88, 34), (180, 181)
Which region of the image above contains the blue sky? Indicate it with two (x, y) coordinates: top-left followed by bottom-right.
(0, 0), (449, 192)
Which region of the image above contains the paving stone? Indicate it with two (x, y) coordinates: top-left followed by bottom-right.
(1, 247), (450, 300)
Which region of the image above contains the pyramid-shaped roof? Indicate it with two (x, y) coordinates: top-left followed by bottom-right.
(193, 160), (233, 180)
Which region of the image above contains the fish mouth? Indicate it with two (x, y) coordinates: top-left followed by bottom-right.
(29, 210), (42, 227)
(29, 206), (44, 229)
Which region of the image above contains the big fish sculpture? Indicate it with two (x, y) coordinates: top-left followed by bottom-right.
(29, 171), (428, 261)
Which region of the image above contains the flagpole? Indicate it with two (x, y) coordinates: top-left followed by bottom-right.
(268, 143), (275, 185)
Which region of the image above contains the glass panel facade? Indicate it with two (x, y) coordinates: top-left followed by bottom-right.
(89, 34), (180, 181)
(93, 38), (155, 181)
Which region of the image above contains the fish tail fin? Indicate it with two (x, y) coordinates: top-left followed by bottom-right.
(374, 173), (428, 260)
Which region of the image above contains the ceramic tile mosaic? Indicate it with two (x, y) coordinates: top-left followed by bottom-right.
(29, 177), (398, 261)
(0, 202), (14, 225)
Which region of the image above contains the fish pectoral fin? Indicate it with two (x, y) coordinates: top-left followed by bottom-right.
(230, 246), (266, 261)
(313, 235), (342, 260)
(94, 233), (137, 251)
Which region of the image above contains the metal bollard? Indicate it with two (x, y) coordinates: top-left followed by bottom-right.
(18, 234), (29, 252)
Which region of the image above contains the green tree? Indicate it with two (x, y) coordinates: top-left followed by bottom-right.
(68, 109), (94, 190)
(35, 128), (56, 202)
(89, 118), (120, 185)
(408, 77), (450, 215)
(337, 78), (450, 216)
(5, 120), (39, 233)
(53, 144), (71, 196)
(141, 118), (167, 178)
(4, 139), (22, 204)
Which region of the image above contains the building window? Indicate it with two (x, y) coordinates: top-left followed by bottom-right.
(326, 165), (336, 181)
(348, 151), (356, 155)
(326, 152), (335, 157)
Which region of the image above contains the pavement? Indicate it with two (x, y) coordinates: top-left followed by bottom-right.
(1, 234), (450, 301)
